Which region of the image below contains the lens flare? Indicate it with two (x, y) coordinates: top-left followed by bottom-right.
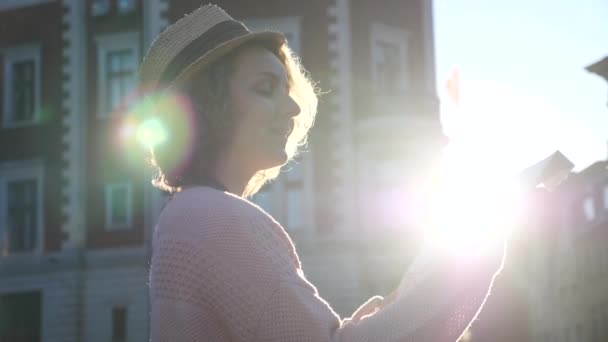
(136, 118), (167, 148)
(105, 84), (199, 175)
(119, 117), (138, 142)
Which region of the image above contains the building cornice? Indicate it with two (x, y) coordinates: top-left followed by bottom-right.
(0, 0), (54, 11)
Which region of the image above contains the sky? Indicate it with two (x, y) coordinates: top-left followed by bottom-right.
(434, 0), (608, 172)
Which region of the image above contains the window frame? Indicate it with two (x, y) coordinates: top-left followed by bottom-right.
(104, 182), (133, 230)
(2, 44), (42, 128)
(91, 0), (111, 16)
(243, 17), (302, 54)
(369, 22), (409, 95)
(582, 195), (595, 222)
(0, 160), (44, 257)
(95, 32), (140, 119)
(602, 184), (608, 210)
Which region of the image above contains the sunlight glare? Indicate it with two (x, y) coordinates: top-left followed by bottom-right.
(424, 149), (523, 252)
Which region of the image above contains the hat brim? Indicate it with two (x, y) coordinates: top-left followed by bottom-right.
(167, 31), (286, 90)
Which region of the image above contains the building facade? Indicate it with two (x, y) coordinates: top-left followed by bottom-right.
(521, 162), (608, 342)
(0, 0), (442, 340)
(586, 56), (608, 106)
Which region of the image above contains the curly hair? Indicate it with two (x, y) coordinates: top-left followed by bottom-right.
(146, 39), (318, 197)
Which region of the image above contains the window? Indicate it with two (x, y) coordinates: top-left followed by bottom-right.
(603, 185), (608, 210)
(583, 196), (595, 221)
(104, 182), (133, 230)
(91, 0), (110, 16)
(591, 307), (600, 342)
(0, 291), (41, 342)
(95, 32), (140, 118)
(286, 189), (304, 229)
(111, 306), (127, 342)
(252, 185), (274, 215)
(2, 44), (41, 128)
(284, 160), (305, 230)
(244, 17), (302, 54)
(374, 41), (401, 93)
(602, 245), (608, 276)
(117, 0), (136, 14)
(575, 323), (584, 341)
(370, 23), (408, 95)
(0, 161), (44, 256)
(602, 303), (608, 341)
(7, 180), (38, 253)
(106, 49), (136, 110)
(251, 159), (308, 231)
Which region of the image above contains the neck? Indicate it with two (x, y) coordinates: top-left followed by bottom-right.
(211, 152), (255, 197)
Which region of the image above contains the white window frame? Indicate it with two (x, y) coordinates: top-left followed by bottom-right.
(583, 195), (595, 222)
(603, 185), (608, 210)
(369, 22), (409, 94)
(104, 182), (133, 230)
(0, 160), (44, 257)
(244, 17), (302, 54)
(245, 17), (314, 233)
(95, 32), (140, 119)
(2, 44), (42, 128)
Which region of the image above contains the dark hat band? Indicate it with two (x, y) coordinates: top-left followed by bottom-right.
(159, 20), (250, 86)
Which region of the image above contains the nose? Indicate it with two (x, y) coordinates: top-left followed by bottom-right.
(282, 94), (301, 118)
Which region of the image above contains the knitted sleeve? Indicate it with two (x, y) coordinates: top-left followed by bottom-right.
(254, 241), (505, 341)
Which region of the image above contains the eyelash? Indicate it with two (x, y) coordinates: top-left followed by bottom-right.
(257, 82), (275, 96)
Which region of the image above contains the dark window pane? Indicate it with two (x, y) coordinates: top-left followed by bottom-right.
(375, 41), (402, 94)
(106, 49), (135, 111)
(112, 306), (127, 342)
(110, 186), (128, 225)
(0, 291), (41, 342)
(118, 0), (136, 13)
(91, 0), (110, 16)
(287, 188), (304, 230)
(7, 179), (37, 253)
(252, 189), (273, 214)
(285, 158), (304, 183)
(12, 60), (36, 122)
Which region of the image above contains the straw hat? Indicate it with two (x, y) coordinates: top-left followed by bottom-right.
(139, 4), (286, 91)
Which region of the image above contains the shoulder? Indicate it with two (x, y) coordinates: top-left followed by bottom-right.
(156, 186), (269, 237)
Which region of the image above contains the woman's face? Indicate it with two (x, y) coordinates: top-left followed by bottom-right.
(226, 45), (301, 172)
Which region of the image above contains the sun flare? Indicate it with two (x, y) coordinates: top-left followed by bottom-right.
(423, 78), (556, 252)
(423, 145), (524, 251)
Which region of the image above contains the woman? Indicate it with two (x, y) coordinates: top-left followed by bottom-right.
(140, 4), (505, 341)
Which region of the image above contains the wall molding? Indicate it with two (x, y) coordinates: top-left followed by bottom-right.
(327, 0), (355, 235)
(61, 0), (87, 249)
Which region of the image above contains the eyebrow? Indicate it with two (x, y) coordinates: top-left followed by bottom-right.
(257, 71), (288, 84)
(256, 71), (290, 91)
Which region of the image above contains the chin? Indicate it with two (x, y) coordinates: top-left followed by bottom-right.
(272, 151), (290, 168)
(260, 149), (289, 170)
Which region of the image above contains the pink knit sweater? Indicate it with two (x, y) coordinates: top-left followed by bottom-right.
(149, 186), (505, 341)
